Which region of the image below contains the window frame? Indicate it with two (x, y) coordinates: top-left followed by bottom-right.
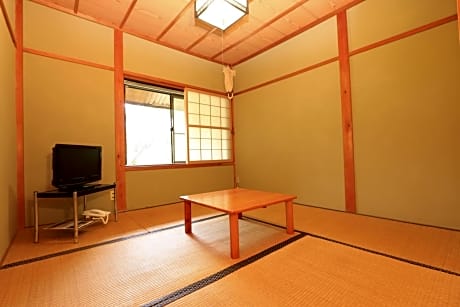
(123, 80), (234, 170)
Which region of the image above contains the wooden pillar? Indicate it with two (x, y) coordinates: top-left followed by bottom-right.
(457, 0), (460, 41)
(337, 11), (357, 213)
(114, 29), (127, 211)
(16, 0), (25, 228)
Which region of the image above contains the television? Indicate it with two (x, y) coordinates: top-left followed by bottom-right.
(52, 144), (102, 190)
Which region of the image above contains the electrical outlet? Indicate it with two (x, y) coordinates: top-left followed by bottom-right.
(110, 190), (115, 200)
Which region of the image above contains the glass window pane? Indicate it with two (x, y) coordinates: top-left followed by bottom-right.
(221, 118), (230, 128)
(222, 150), (231, 160)
(200, 104), (210, 115)
(188, 91), (199, 103)
(212, 139), (221, 149)
(212, 150), (222, 160)
(201, 150), (212, 160)
(190, 150), (201, 161)
(221, 98), (229, 108)
(200, 115), (210, 126)
(222, 139), (231, 150)
(211, 106), (220, 116)
(189, 138), (201, 149)
(201, 139), (211, 149)
(211, 129), (221, 138)
(188, 102), (199, 114)
(221, 107), (229, 118)
(125, 103), (172, 165)
(210, 96), (220, 106)
(174, 133), (186, 162)
(201, 128), (211, 138)
(189, 114), (200, 125)
(211, 116), (221, 127)
(189, 127), (200, 138)
(199, 94), (210, 105)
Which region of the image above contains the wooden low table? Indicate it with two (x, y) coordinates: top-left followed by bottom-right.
(180, 188), (296, 259)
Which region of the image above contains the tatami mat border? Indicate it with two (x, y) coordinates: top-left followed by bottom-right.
(142, 232), (307, 307)
(0, 213), (226, 270)
(245, 216), (460, 277)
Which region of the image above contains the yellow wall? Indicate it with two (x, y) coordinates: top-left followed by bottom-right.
(349, 1), (460, 228)
(234, 0), (460, 229)
(0, 0), (17, 260)
(21, 1), (233, 226)
(234, 18), (345, 210)
(234, 63), (345, 210)
(126, 166), (234, 210)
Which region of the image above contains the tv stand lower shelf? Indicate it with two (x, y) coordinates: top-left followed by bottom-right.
(44, 219), (98, 231)
(34, 183), (117, 243)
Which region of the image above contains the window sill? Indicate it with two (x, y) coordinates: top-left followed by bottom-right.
(125, 161), (233, 171)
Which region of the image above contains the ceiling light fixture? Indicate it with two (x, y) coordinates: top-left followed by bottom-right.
(195, 0), (248, 31)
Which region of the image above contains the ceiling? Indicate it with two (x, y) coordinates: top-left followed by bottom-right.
(30, 0), (362, 66)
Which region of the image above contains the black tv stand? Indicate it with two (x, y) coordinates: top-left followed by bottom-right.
(33, 183), (117, 243)
(57, 183), (102, 192)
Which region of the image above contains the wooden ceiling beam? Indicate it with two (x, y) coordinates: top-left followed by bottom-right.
(157, 1), (193, 41)
(210, 0), (310, 60)
(119, 0), (137, 29)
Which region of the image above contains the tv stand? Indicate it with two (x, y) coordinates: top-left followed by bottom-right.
(33, 183), (117, 243)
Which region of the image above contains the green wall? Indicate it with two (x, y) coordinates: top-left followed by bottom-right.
(233, 0), (460, 229)
(0, 0), (17, 261)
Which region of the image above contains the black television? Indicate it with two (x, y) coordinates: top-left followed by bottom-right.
(52, 144), (102, 190)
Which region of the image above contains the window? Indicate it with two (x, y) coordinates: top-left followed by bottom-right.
(124, 80), (232, 166)
(186, 90), (232, 162)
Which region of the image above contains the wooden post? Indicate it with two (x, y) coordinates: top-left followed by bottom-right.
(337, 11), (357, 213)
(16, 0), (25, 229)
(114, 29), (127, 211)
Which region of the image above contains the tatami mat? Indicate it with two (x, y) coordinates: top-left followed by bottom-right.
(244, 203), (460, 274)
(0, 216), (296, 306)
(2, 203), (220, 266)
(1, 202), (459, 306)
(169, 236), (460, 306)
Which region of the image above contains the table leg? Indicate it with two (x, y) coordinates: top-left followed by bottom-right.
(184, 200), (192, 234)
(229, 213), (240, 259)
(73, 191), (79, 243)
(34, 191), (39, 243)
(285, 199), (294, 234)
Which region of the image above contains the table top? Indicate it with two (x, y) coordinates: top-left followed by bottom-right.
(180, 188), (296, 214)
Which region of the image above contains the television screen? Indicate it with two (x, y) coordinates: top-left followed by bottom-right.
(52, 144), (102, 190)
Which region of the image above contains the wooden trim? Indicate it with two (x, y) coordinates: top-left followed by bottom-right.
(337, 12), (356, 213)
(350, 14), (458, 57)
(458, 1), (460, 41)
(237, 14), (457, 97)
(16, 0), (24, 229)
(211, 0), (310, 60)
(119, 0), (137, 29)
(124, 70), (225, 96)
(156, 1), (192, 41)
(23, 47), (114, 71)
(114, 29), (127, 211)
(186, 28), (217, 51)
(73, 0), (79, 14)
(125, 161), (233, 172)
(230, 97), (237, 187)
(231, 0), (365, 66)
(1, 0), (16, 46)
(235, 56), (338, 96)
